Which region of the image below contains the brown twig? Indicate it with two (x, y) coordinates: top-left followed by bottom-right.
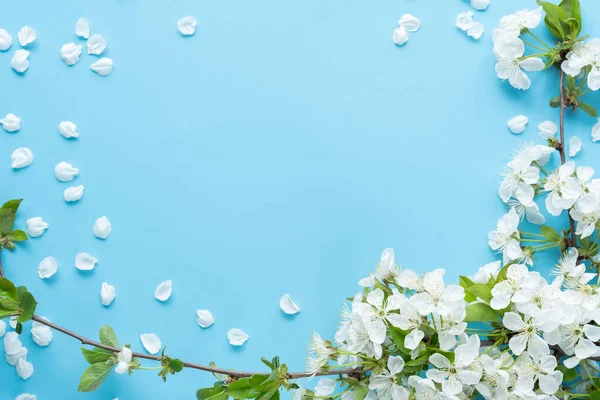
(0, 254), (4, 278)
(559, 70), (579, 247)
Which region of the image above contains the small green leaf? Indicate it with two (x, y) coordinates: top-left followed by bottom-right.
(579, 102), (598, 117)
(15, 321), (23, 334)
(0, 209), (16, 234)
(538, 0), (569, 39)
(0, 278), (19, 302)
(7, 230), (28, 242)
(557, 365), (577, 381)
(16, 288), (37, 323)
(465, 303), (498, 322)
(466, 283), (492, 303)
(250, 374), (269, 389)
(1, 199), (22, 213)
(405, 352), (429, 367)
(228, 378), (259, 400)
(197, 386), (228, 400)
(389, 327), (410, 355)
(540, 225), (561, 242)
(78, 362), (114, 392)
(169, 358), (184, 372)
(591, 392), (600, 400)
(81, 347), (113, 364)
(99, 325), (120, 348)
(550, 96), (561, 107)
(559, 0), (581, 35)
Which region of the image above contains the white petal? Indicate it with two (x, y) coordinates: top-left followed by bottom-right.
(196, 309), (215, 328)
(93, 216), (112, 239)
(1, 113), (21, 132)
(227, 328), (249, 346)
(392, 26), (408, 46)
(75, 252), (98, 271)
(87, 34), (107, 55)
(37, 256), (58, 279)
(15, 394), (37, 400)
(178, 16), (198, 35)
(100, 282), (116, 306)
(507, 115), (528, 134)
(64, 185), (84, 202)
(31, 324), (52, 347)
(11, 148), (33, 169)
(315, 378), (336, 396)
(91, 57), (113, 76)
(76, 18), (90, 39)
(11, 50), (30, 73)
(520, 58), (545, 72)
(58, 121), (79, 138)
(0, 29), (12, 51)
(60, 43), (83, 66)
(592, 119), (600, 143)
(155, 280), (173, 301)
(467, 22), (484, 39)
(470, 0), (490, 10)
(54, 161), (79, 182)
(0, 320), (5, 337)
(279, 294), (300, 314)
(27, 217), (48, 238)
(16, 358), (34, 380)
(398, 14), (420, 32)
(140, 333), (162, 354)
(18, 26), (36, 47)
(538, 120), (558, 139)
(456, 12), (474, 31)
(569, 136), (582, 157)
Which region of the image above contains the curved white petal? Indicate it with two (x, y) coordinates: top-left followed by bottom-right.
(54, 161), (79, 182)
(178, 16), (198, 35)
(196, 309), (215, 328)
(75, 252), (98, 271)
(11, 50), (30, 73)
(87, 34), (107, 55)
(11, 148), (33, 169)
(64, 185), (85, 202)
(140, 333), (162, 354)
(398, 14), (420, 32)
(38, 256), (58, 279)
(27, 217), (49, 238)
(60, 43), (83, 66)
(1, 113), (21, 132)
(93, 216), (112, 239)
(0, 29), (12, 51)
(155, 280), (173, 301)
(279, 294), (301, 314)
(392, 26), (408, 46)
(76, 18), (90, 39)
(227, 328), (249, 346)
(58, 121), (79, 138)
(18, 26), (36, 47)
(507, 115), (528, 134)
(100, 282), (116, 306)
(91, 58), (113, 76)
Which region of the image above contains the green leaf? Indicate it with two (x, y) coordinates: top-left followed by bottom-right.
(559, 0), (581, 35)
(0, 209), (16, 234)
(466, 283), (492, 303)
(557, 365), (577, 381)
(1, 199), (22, 213)
(459, 276), (476, 302)
(579, 102), (598, 117)
(78, 362), (114, 392)
(99, 325), (119, 348)
(7, 230), (28, 242)
(405, 352), (430, 367)
(15, 321), (23, 334)
(228, 378), (259, 400)
(16, 288), (37, 323)
(540, 225), (561, 242)
(354, 384), (369, 400)
(591, 392), (600, 400)
(0, 278), (19, 302)
(429, 348), (455, 364)
(465, 303), (498, 322)
(169, 358), (184, 372)
(81, 347), (113, 364)
(389, 327), (410, 355)
(538, 0), (569, 39)
(550, 96), (561, 107)
(197, 386), (229, 400)
(250, 374), (269, 389)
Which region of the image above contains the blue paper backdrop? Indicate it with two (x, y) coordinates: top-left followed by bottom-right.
(2, 0), (600, 398)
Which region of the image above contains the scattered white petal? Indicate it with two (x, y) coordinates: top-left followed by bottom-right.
(54, 161), (79, 182)
(467, 21), (484, 39)
(100, 282), (116, 306)
(538, 120), (558, 139)
(93, 216), (112, 239)
(27, 217), (49, 238)
(75, 252), (98, 271)
(227, 328), (249, 346)
(456, 11), (474, 31)
(507, 115), (528, 134)
(31, 320), (52, 347)
(16, 394), (37, 400)
(1, 113), (21, 132)
(140, 333), (162, 354)
(0, 29), (12, 51)
(279, 294), (301, 315)
(91, 57), (113, 76)
(392, 26), (408, 46)
(315, 378), (336, 397)
(398, 14), (420, 32)
(60, 43), (82, 66)
(0, 320), (5, 337)
(470, 0), (490, 11)
(16, 358), (34, 380)
(569, 136), (582, 157)
(87, 34), (107, 55)
(196, 309), (215, 328)
(4, 332), (26, 364)
(11, 148), (33, 169)
(76, 18), (90, 39)
(58, 121), (79, 138)
(178, 16), (197, 35)
(11, 49), (30, 73)
(154, 280), (173, 301)
(17, 26), (36, 47)
(38, 256), (58, 279)
(592, 119), (600, 143)
(64, 185), (84, 202)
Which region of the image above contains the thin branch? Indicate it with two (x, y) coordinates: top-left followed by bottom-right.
(559, 70), (578, 247)
(0, 254), (4, 278)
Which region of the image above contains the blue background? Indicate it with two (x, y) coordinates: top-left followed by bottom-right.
(1, 0), (600, 398)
